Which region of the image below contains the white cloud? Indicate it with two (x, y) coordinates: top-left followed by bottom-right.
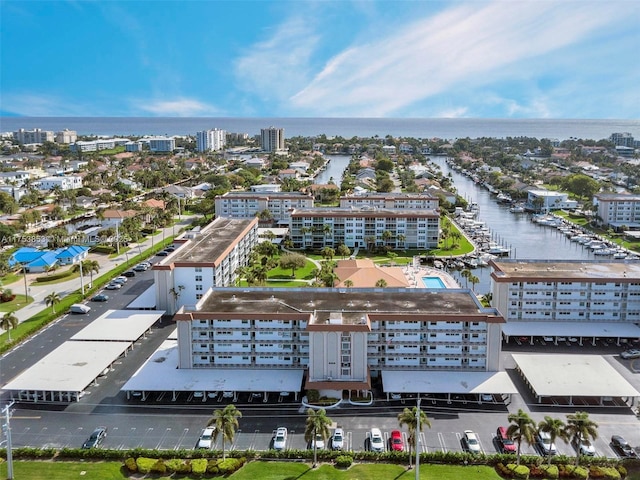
(133, 98), (221, 117)
(286, 1), (628, 117)
(234, 16), (320, 104)
(0, 93), (90, 116)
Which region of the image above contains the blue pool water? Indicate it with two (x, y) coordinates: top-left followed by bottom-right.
(422, 277), (446, 289)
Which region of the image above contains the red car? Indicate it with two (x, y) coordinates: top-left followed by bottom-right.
(390, 430), (404, 451)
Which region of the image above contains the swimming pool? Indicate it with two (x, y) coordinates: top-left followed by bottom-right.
(422, 276), (446, 289)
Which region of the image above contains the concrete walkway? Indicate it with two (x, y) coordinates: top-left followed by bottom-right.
(4, 215), (198, 324)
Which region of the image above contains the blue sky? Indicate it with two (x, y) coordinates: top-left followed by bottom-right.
(1, 0), (639, 118)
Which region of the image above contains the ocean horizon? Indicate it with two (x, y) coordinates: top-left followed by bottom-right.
(1, 117), (639, 141)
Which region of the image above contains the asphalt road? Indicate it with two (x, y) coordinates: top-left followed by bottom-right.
(1, 260), (640, 457)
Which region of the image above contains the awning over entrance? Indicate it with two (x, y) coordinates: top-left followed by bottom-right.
(381, 370), (518, 394)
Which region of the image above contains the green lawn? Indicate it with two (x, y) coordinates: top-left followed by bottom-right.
(0, 293), (33, 312)
(268, 259), (317, 280)
(0, 460), (503, 480)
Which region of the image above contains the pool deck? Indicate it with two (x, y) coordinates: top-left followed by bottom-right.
(402, 265), (460, 289)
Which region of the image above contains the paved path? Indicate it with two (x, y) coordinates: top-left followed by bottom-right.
(4, 216), (198, 324)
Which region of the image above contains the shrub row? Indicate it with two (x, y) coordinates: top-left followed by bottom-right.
(124, 456), (246, 476)
(1, 447), (637, 473)
(34, 270), (74, 282)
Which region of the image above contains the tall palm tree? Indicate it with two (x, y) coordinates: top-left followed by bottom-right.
(565, 411), (598, 466)
(343, 279), (354, 288)
(72, 259), (100, 287)
(207, 404), (242, 460)
(375, 279), (388, 288)
(537, 416), (568, 465)
(398, 406), (432, 468)
(304, 408), (332, 468)
(506, 409), (536, 465)
(45, 292), (61, 313)
(1, 311), (19, 341)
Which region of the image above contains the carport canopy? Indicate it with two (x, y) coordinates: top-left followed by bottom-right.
(122, 340), (304, 394)
(502, 321), (640, 339)
(2, 340), (130, 395)
(512, 354), (640, 398)
(381, 370), (518, 395)
(126, 285), (156, 310)
(70, 309), (163, 341)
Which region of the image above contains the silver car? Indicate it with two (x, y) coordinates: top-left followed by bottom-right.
(273, 427), (287, 451)
(332, 428), (344, 450)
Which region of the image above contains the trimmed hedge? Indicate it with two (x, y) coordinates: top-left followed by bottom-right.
(589, 465), (622, 480)
(335, 454), (353, 468)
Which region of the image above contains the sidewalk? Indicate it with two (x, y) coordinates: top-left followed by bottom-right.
(4, 215), (198, 324)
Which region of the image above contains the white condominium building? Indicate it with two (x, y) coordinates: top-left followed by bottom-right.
(490, 259), (640, 341)
(55, 129), (77, 144)
(196, 128), (226, 152)
(174, 287), (504, 394)
(214, 191), (314, 224)
(13, 128), (54, 144)
(260, 126), (285, 153)
(148, 137), (176, 153)
(153, 217), (259, 314)
(339, 192), (439, 210)
(290, 207), (440, 250)
(594, 193), (640, 229)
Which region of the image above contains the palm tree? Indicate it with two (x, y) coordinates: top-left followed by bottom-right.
(460, 269), (471, 288)
(304, 408), (332, 468)
(396, 233), (406, 248)
(73, 259), (100, 287)
(565, 411), (598, 466)
(1, 311), (19, 341)
(207, 404), (242, 460)
(398, 406), (431, 468)
(45, 292), (61, 313)
(321, 247), (335, 261)
(375, 279), (387, 288)
(537, 416), (568, 465)
(343, 279), (354, 288)
(506, 409), (536, 466)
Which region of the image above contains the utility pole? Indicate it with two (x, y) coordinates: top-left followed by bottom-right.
(79, 260), (84, 295)
(415, 396), (421, 480)
(2, 401), (15, 480)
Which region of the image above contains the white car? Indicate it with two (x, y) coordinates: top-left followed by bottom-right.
(620, 349), (640, 359)
(464, 430), (481, 454)
(369, 427), (385, 452)
(572, 436), (595, 456)
(331, 428), (344, 450)
(273, 427), (287, 451)
(197, 427), (215, 449)
(309, 433), (325, 450)
(537, 431), (557, 455)
(112, 276), (128, 284)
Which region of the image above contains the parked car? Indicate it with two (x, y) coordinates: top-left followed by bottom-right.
(331, 428), (344, 450)
(197, 427), (215, 449)
(390, 430), (404, 451)
(112, 276), (128, 284)
(91, 294), (109, 302)
(122, 270), (136, 277)
(273, 427), (287, 451)
(105, 283), (122, 290)
(496, 426), (516, 454)
(369, 427), (385, 452)
(82, 426), (107, 449)
(133, 264), (147, 272)
(611, 435), (639, 458)
(537, 431), (557, 455)
(572, 436), (595, 456)
(309, 433), (325, 450)
(156, 251), (169, 257)
(165, 246), (176, 252)
(464, 430), (481, 454)
(70, 304), (91, 314)
(620, 349), (640, 359)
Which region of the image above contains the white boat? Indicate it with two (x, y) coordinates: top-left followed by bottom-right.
(613, 251), (628, 259)
(594, 248), (614, 256)
(509, 204), (525, 213)
(487, 244), (510, 255)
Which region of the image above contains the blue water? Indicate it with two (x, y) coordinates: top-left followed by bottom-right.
(1, 117), (638, 141)
(422, 277), (446, 289)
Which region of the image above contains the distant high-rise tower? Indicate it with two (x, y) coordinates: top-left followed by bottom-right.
(260, 127), (285, 153)
(196, 128), (226, 153)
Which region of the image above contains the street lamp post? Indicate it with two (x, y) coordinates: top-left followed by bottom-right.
(22, 266), (28, 301)
(415, 397), (421, 480)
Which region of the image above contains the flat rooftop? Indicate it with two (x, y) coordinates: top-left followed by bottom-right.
(183, 288), (503, 325)
(491, 259), (640, 281)
(161, 218), (255, 265)
(291, 207), (439, 217)
(70, 310), (163, 342)
(512, 354), (640, 398)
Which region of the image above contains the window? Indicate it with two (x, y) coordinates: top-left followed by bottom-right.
(196, 294), (203, 300)
(195, 267), (202, 272)
(195, 275), (203, 282)
(196, 285), (203, 291)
